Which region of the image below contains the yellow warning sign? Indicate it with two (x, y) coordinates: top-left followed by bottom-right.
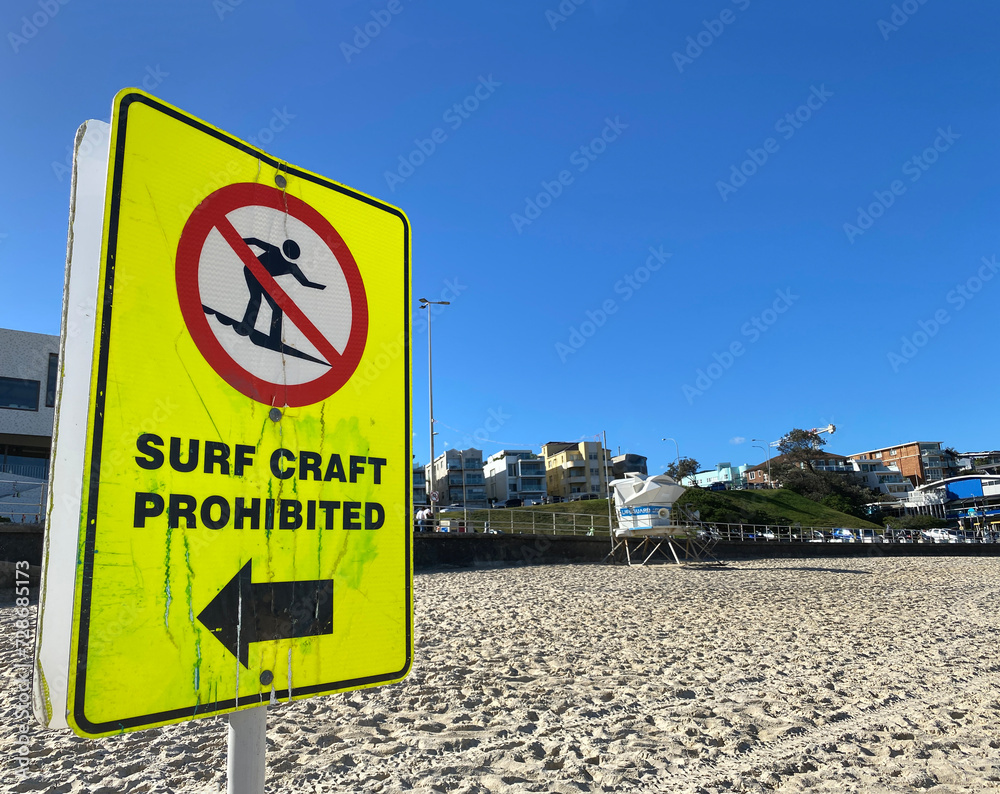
(64, 89), (411, 737)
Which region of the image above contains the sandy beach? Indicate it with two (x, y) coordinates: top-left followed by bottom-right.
(4, 556), (1000, 793)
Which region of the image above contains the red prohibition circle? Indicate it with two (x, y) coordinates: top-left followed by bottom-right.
(176, 182), (369, 407)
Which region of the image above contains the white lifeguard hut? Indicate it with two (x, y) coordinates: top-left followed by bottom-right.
(607, 473), (718, 565)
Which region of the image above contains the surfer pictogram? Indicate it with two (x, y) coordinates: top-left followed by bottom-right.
(202, 236), (330, 366)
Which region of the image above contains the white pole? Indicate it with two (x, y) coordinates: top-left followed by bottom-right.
(227, 705), (267, 794)
(427, 306), (436, 519)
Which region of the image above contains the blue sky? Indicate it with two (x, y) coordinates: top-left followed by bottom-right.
(3, 0), (999, 473)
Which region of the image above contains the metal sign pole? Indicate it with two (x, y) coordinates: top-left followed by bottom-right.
(227, 705), (267, 794)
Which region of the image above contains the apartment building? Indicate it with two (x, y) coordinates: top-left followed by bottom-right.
(484, 449), (547, 504)
(846, 442), (957, 487)
(542, 440), (612, 499)
(848, 458), (913, 499)
(425, 448), (487, 508)
(956, 451), (1000, 474)
(412, 464), (427, 506)
(684, 462), (748, 490)
(611, 453), (648, 480)
(0, 328), (60, 522)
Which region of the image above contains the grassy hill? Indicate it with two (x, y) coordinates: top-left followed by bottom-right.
(678, 488), (880, 529)
(457, 488), (879, 531)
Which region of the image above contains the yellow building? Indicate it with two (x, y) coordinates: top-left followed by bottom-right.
(542, 441), (612, 499)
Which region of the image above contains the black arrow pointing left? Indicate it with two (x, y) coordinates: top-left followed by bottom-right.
(196, 560), (334, 668)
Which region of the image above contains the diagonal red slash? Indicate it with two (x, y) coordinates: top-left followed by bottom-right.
(214, 216), (341, 366)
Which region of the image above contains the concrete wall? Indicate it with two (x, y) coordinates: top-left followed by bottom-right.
(415, 533), (610, 569)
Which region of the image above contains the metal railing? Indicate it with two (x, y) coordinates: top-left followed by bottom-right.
(0, 463), (47, 479)
(417, 508), (613, 536)
(0, 478), (47, 523)
(413, 512), (1000, 544)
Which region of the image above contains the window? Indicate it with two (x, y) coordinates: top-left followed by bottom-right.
(0, 378), (40, 411)
(508, 465), (516, 476)
(46, 353), (58, 407)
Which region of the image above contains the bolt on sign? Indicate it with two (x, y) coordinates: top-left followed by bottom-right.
(33, 89), (412, 738)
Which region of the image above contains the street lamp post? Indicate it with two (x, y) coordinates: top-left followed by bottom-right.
(751, 439), (772, 488)
(661, 437), (680, 477)
(419, 298), (449, 524)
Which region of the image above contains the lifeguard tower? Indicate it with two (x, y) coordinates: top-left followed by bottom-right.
(607, 473), (719, 565)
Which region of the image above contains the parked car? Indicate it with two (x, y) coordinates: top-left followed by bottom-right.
(857, 529), (884, 544)
(543, 495), (563, 504)
(748, 528), (776, 541)
(792, 529), (827, 542)
(493, 498), (523, 509)
(569, 493), (599, 501)
(920, 528), (958, 543)
(828, 528), (857, 543)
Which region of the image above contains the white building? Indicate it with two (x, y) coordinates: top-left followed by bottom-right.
(425, 448), (487, 508)
(848, 458), (913, 499)
(683, 462), (748, 490)
(0, 328), (60, 521)
(484, 449), (547, 505)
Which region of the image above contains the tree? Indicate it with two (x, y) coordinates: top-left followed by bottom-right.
(775, 428), (826, 467)
(772, 463), (879, 521)
(665, 457), (700, 484)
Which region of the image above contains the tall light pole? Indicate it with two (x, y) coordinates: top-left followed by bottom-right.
(419, 298), (449, 521)
(752, 439), (771, 488)
(661, 437), (680, 477)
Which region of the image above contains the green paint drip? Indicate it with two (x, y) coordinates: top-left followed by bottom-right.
(193, 636), (202, 703)
(183, 535), (195, 624)
(164, 524), (172, 628)
(265, 479), (273, 542)
(183, 534), (203, 699)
